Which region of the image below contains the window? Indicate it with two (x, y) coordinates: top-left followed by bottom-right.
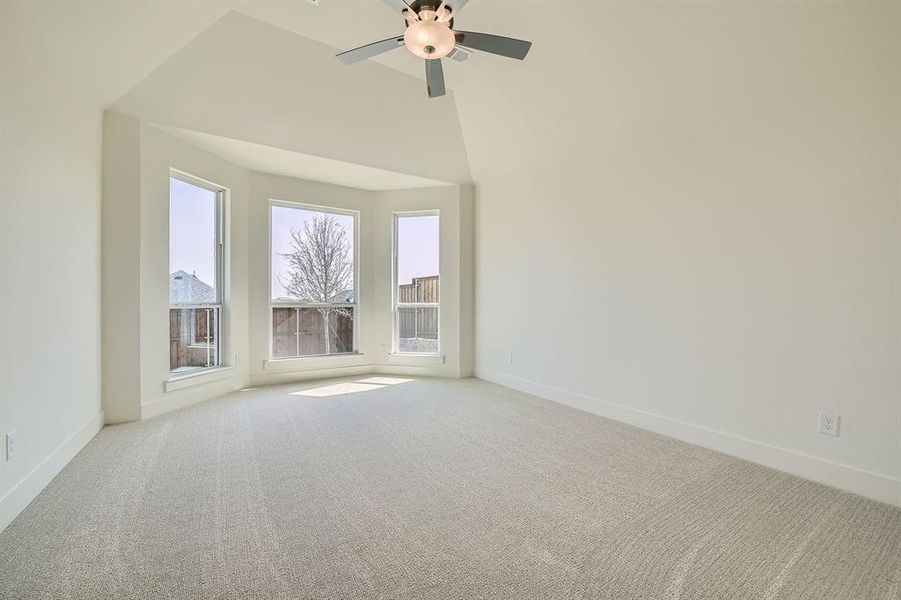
(270, 202), (357, 358)
(394, 212), (439, 354)
(169, 174), (224, 375)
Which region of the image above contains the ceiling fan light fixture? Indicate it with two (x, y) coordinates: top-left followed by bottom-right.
(403, 11), (455, 59)
(336, 1), (533, 99)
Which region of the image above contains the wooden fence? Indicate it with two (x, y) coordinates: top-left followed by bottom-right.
(170, 307), (219, 371)
(398, 275), (439, 341)
(271, 307), (354, 358)
(398, 275), (439, 303)
(397, 306), (438, 341)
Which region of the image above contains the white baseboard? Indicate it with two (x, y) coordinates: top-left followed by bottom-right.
(249, 363), (461, 388)
(375, 364), (461, 378)
(249, 365), (373, 388)
(143, 376), (246, 420)
(0, 411), (104, 533)
(476, 368), (901, 508)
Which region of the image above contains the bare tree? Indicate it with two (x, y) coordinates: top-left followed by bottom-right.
(280, 214), (353, 354)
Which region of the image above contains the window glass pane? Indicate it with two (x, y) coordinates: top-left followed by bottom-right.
(269, 203), (356, 358)
(397, 306), (438, 353)
(271, 306), (298, 358)
(271, 205), (355, 303)
(396, 214), (439, 303)
(169, 177), (218, 304)
(169, 307), (220, 372)
(272, 307), (355, 357)
(396, 213), (439, 354)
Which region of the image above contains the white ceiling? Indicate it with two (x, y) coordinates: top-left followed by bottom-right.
(152, 124), (451, 190)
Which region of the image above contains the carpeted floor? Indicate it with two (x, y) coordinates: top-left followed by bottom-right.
(0, 376), (899, 599)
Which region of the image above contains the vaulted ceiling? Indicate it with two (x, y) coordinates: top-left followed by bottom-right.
(7, 1), (900, 188)
(112, 11), (471, 185)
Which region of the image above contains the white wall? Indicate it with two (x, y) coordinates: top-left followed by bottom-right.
(0, 4), (104, 531)
(102, 112), (144, 423)
(462, 2), (901, 505)
(138, 124), (252, 418)
(102, 116), (252, 420)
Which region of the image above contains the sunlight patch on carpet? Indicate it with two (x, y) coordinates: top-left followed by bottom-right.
(290, 382), (384, 397)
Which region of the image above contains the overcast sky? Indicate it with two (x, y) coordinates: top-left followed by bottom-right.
(396, 213), (439, 287)
(169, 177), (218, 292)
(269, 205), (356, 300)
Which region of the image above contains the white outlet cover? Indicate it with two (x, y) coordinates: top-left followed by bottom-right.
(5, 430), (16, 460)
(817, 412), (839, 437)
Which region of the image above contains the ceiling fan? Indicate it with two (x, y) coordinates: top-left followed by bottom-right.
(336, 0), (532, 99)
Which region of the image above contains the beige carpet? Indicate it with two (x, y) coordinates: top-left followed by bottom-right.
(0, 377), (899, 599)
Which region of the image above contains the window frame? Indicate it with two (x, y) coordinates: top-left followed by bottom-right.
(268, 199), (360, 360)
(392, 210), (440, 356)
(168, 170), (227, 376)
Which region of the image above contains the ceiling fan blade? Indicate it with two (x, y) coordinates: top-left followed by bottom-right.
(453, 31), (532, 60)
(336, 36), (404, 65)
(425, 59), (446, 98)
(381, 0), (418, 16)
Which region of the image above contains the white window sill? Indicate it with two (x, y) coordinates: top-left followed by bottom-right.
(263, 352), (367, 373)
(165, 366), (235, 393)
(387, 353), (445, 367)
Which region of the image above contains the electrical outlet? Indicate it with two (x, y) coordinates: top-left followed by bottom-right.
(817, 412), (839, 437)
(5, 430), (16, 460)
(505, 352), (514, 366)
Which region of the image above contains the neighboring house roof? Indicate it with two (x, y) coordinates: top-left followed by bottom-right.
(334, 289), (354, 303)
(170, 270), (215, 304)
